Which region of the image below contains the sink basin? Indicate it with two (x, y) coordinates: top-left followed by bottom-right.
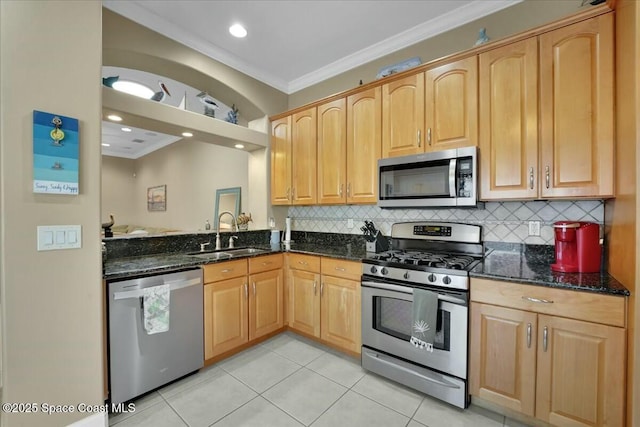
(187, 247), (267, 260)
(188, 252), (232, 260)
(225, 247), (268, 256)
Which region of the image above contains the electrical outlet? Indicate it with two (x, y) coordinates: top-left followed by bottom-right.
(347, 218), (354, 228)
(528, 221), (541, 236)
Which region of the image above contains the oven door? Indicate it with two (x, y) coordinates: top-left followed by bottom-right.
(361, 280), (467, 380)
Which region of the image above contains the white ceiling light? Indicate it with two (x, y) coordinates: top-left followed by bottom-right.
(102, 143), (111, 147)
(121, 127), (132, 132)
(229, 23), (247, 38)
(112, 80), (155, 99)
(234, 144), (245, 149)
(107, 114), (122, 122)
(182, 132), (193, 137)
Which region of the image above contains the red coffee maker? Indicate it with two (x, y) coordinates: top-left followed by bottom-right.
(551, 221), (601, 273)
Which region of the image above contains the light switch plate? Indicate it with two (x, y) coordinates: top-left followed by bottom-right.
(528, 221), (541, 237)
(347, 218), (354, 228)
(37, 225), (82, 251)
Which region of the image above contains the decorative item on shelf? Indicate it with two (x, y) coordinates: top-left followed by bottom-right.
(196, 91), (219, 118)
(102, 214), (115, 238)
(151, 81), (171, 102)
(225, 104), (239, 124)
(376, 57), (422, 79)
(102, 75), (119, 88)
(474, 28), (490, 46)
(178, 91), (187, 110)
(236, 212), (252, 230)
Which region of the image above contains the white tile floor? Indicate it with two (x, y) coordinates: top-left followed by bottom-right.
(109, 332), (530, 427)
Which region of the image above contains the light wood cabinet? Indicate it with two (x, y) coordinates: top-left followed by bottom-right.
(479, 38), (539, 200)
(291, 107), (317, 204)
(538, 13), (614, 198)
(382, 73), (425, 158)
(270, 116), (292, 205)
(346, 87), (382, 204)
(317, 98), (347, 204)
(287, 254), (362, 354)
(203, 255), (284, 361)
(270, 107), (317, 205)
(479, 13), (614, 200)
(470, 278), (626, 426)
(425, 56), (478, 152)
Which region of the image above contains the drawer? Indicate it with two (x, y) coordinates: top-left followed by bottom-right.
(321, 257), (362, 281)
(287, 253), (321, 273)
(249, 253), (284, 274)
(203, 259), (247, 283)
(470, 278), (626, 327)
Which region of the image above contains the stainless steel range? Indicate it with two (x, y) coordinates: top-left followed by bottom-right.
(361, 222), (483, 409)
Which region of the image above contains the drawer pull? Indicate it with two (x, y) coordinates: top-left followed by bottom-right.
(543, 326), (548, 352)
(522, 296), (554, 304)
(221, 268), (233, 273)
(529, 167), (534, 190)
(253, 282), (256, 296)
(526, 323), (532, 348)
(261, 261), (273, 266)
(334, 267), (346, 272)
(321, 282), (324, 296)
(244, 283), (248, 299)
(298, 261), (308, 266)
(313, 281), (317, 295)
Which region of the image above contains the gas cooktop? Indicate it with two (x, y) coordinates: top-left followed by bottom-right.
(367, 250), (480, 271)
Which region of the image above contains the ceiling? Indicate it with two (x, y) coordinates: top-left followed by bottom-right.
(102, 0), (522, 94)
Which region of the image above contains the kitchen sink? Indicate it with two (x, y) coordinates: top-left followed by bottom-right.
(187, 247), (268, 260)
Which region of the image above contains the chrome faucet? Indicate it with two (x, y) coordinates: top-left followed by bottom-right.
(216, 211), (238, 250)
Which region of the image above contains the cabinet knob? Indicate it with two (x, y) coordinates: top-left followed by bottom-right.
(545, 166), (550, 189)
(417, 130), (422, 147)
(529, 167), (534, 190)
(427, 128), (432, 146)
(543, 326), (549, 352)
(526, 323), (532, 348)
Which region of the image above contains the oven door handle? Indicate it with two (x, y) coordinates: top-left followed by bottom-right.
(361, 281), (467, 305)
(364, 350), (461, 390)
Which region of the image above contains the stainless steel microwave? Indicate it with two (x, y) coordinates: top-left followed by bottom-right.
(378, 146), (479, 208)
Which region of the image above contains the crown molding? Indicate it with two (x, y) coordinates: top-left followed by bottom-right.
(104, 0), (522, 95)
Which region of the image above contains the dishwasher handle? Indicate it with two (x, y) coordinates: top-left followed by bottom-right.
(114, 277), (201, 300)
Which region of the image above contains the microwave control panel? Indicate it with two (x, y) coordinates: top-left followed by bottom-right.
(457, 157), (473, 198)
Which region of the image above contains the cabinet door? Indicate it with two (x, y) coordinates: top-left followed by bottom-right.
(288, 269), (320, 337)
(204, 277), (248, 360)
(535, 315), (625, 426)
(249, 269), (284, 340)
(539, 14), (614, 198)
(346, 87), (381, 204)
(291, 107), (317, 205)
(271, 116), (292, 205)
(479, 38), (539, 200)
(320, 275), (361, 353)
(317, 98), (346, 204)
(469, 303), (537, 417)
(382, 73), (425, 158)
(425, 56), (478, 151)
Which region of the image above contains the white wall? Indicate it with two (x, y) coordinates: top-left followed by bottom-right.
(101, 155), (137, 225)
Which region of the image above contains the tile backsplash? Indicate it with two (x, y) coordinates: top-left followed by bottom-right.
(288, 200), (604, 245)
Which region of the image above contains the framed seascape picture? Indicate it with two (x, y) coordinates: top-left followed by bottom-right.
(147, 185), (166, 211)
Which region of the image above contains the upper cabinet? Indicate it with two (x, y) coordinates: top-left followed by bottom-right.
(480, 13), (614, 200)
(479, 38), (539, 200)
(271, 108), (317, 205)
(425, 56), (478, 152)
(382, 73), (425, 158)
(318, 90), (381, 205)
(538, 13), (614, 198)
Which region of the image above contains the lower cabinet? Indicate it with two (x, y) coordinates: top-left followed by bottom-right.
(470, 278), (626, 427)
(203, 254), (283, 361)
(287, 253), (361, 354)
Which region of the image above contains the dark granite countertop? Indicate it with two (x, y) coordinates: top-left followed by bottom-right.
(471, 248), (629, 296)
(284, 242), (367, 261)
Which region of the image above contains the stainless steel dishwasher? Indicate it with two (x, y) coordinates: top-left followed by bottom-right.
(107, 268), (204, 405)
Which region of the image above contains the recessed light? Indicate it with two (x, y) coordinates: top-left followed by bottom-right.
(235, 144), (245, 149)
(229, 23), (247, 38)
(112, 80), (155, 99)
(101, 143), (111, 147)
(121, 127), (132, 132)
(182, 132), (193, 137)
(107, 115), (122, 122)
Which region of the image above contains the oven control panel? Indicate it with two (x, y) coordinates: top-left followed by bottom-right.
(413, 225), (452, 237)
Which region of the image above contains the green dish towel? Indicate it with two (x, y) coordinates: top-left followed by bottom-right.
(410, 289), (438, 352)
(143, 284), (170, 335)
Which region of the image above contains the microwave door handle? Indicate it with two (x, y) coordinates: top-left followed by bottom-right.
(449, 159), (457, 198)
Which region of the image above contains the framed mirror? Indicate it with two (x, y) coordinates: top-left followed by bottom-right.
(214, 187), (240, 230)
